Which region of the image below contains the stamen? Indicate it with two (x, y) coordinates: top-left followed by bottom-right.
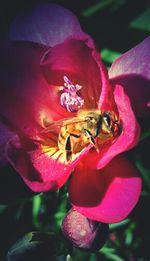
(60, 76), (84, 112)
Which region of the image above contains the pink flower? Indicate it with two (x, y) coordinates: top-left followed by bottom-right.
(0, 3), (147, 223)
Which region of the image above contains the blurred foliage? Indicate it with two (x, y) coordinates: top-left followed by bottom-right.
(130, 7), (150, 32)
(0, 0), (150, 260)
(6, 231), (68, 261)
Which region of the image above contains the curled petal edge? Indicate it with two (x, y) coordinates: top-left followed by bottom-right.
(69, 154), (142, 223)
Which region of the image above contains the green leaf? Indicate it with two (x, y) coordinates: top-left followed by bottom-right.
(124, 223), (136, 246)
(135, 157), (150, 188)
(82, 0), (116, 17)
(32, 194), (43, 229)
(101, 49), (121, 64)
(109, 219), (130, 230)
(6, 232), (67, 260)
(125, 231), (133, 246)
(130, 8), (150, 32)
(140, 130), (150, 142)
(54, 194), (68, 228)
(99, 247), (115, 253)
(141, 191), (150, 197)
(100, 247), (125, 261)
(0, 204), (7, 214)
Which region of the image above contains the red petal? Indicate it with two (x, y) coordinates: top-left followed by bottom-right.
(41, 33), (102, 109)
(0, 41), (69, 138)
(97, 85), (140, 169)
(9, 4), (81, 47)
(69, 154), (142, 223)
(5, 135), (90, 192)
(98, 61), (118, 115)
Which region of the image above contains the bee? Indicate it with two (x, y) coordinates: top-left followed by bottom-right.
(41, 110), (121, 163)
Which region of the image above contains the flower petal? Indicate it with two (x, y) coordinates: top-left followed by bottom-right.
(97, 85), (140, 169)
(5, 135), (90, 192)
(69, 154), (142, 223)
(40, 34), (103, 110)
(5, 136), (70, 192)
(0, 41), (69, 138)
(8, 3), (81, 46)
(109, 37), (150, 117)
(98, 59), (118, 115)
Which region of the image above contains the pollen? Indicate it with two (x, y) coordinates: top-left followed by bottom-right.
(60, 76), (84, 112)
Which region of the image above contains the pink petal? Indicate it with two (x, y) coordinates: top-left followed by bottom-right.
(97, 85), (140, 169)
(8, 4), (81, 47)
(0, 41), (92, 191)
(5, 135), (90, 192)
(0, 41), (69, 138)
(41, 33), (103, 110)
(98, 59), (118, 115)
(109, 37), (150, 117)
(69, 154), (142, 223)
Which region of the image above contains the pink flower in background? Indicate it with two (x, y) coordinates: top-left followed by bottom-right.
(1, 3), (148, 223)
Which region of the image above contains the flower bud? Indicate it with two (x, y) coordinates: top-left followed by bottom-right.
(61, 208), (109, 251)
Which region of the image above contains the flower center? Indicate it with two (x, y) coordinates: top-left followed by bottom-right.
(59, 76), (84, 112)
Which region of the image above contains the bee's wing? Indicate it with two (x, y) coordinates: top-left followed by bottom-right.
(41, 117), (87, 134)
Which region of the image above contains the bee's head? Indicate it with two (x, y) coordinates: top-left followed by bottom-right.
(101, 112), (121, 137)
(84, 111), (100, 123)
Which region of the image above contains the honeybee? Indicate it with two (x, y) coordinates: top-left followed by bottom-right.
(41, 110), (121, 163)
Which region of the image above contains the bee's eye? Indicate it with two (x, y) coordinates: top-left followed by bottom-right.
(85, 116), (93, 121)
(103, 113), (111, 127)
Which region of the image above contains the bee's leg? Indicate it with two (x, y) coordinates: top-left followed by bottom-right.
(95, 115), (102, 137)
(65, 133), (80, 162)
(84, 129), (96, 145)
(84, 129), (99, 152)
(65, 135), (72, 162)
